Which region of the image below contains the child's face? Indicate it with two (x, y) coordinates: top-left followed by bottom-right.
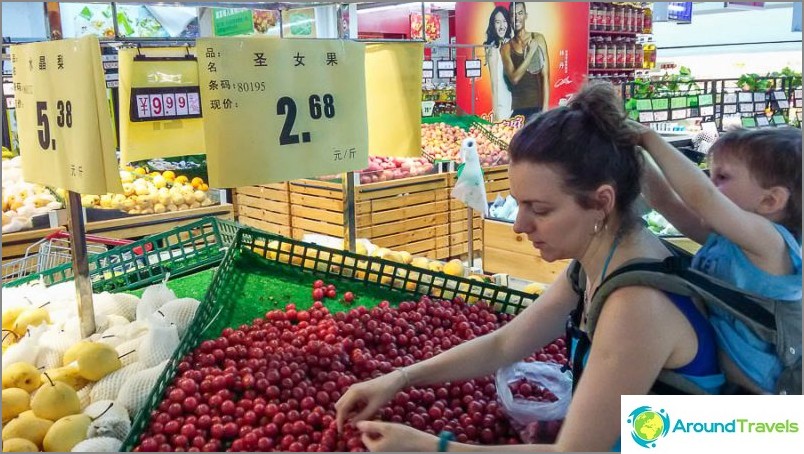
(709, 153), (766, 213)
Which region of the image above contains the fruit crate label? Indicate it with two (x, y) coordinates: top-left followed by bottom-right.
(697, 93), (714, 106)
(651, 98), (669, 111)
(198, 38), (368, 187)
(11, 36), (122, 195)
(738, 92), (754, 103)
(671, 108), (688, 120)
(670, 97), (686, 109)
(636, 99), (653, 111)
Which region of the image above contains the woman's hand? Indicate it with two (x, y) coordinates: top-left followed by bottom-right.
(626, 119), (653, 148)
(335, 370), (406, 432)
(357, 421), (439, 452)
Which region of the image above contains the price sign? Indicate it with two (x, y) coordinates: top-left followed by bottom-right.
(437, 60), (456, 79)
(700, 105), (715, 117)
(423, 60), (434, 79)
(756, 115), (770, 127)
(119, 48), (206, 163)
(723, 93), (738, 104)
(738, 92), (754, 103)
(651, 98), (669, 111)
(636, 99), (653, 111)
(671, 108), (688, 120)
(638, 111), (655, 122)
(741, 117), (758, 128)
(198, 38), (368, 187)
(772, 114), (787, 125)
(698, 94), (714, 106)
(653, 110), (669, 122)
(753, 92), (766, 102)
(670, 97), (687, 109)
(11, 36), (122, 195)
(465, 59), (482, 78)
(421, 100), (436, 117)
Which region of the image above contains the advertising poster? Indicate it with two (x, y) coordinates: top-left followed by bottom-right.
(455, 2), (589, 120)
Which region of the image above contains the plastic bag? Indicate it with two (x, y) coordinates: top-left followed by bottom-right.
(71, 437), (122, 452)
(495, 361), (572, 443)
(451, 138), (489, 217)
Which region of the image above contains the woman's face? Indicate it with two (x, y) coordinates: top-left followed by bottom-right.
(494, 11), (508, 39)
(509, 161), (598, 262)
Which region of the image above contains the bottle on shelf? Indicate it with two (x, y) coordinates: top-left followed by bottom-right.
(643, 4), (653, 34)
(625, 37), (635, 69)
(642, 37), (656, 69)
(635, 4), (644, 34)
(603, 2), (613, 31)
(589, 38), (596, 69)
(594, 3), (605, 31)
(613, 3), (624, 32)
(606, 36), (616, 70)
(595, 36), (607, 69)
(617, 37), (627, 68)
(589, 3), (600, 31)
(635, 37), (644, 70)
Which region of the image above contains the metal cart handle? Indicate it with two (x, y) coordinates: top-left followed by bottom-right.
(45, 230), (134, 247)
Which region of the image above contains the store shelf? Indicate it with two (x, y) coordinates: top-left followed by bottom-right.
(589, 67), (642, 73)
(589, 30), (641, 37)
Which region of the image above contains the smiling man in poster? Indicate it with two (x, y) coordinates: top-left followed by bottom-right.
(501, 2), (550, 118)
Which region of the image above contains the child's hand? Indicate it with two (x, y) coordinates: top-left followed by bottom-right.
(626, 120), (653, 148)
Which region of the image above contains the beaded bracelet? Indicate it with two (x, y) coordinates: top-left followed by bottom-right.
(437, 431), (455, 452)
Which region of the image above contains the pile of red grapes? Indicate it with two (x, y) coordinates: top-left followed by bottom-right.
(134, 282), (568, 452)
(507, 378), (559, 403)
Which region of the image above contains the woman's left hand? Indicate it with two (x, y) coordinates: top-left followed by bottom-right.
(356, 421), (439, 452)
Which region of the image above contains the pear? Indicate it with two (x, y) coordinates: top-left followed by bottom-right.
(11, 308), (50, 337)
(1, 412), (53, 447)
(42, 364), (89, 391)
(2, 437), (39, 452)
(62, 340), (94, 366)
(30, 373), (80, 421)
(2, 362), (41, 393)
(1, 388), (29, 423)
(2, 331), (18, 352)
(42, 413), (91, 452)
(74, 343), (122, 381)
(2, 307), (28, 331)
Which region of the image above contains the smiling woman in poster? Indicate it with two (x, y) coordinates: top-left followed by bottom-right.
(501, 2), (550, 118)
(484, 6), (514, 121)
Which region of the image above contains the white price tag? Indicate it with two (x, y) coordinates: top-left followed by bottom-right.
(639, 111), (654, 122)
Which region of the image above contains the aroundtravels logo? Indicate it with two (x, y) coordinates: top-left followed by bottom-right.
(627, 406), (671, 448)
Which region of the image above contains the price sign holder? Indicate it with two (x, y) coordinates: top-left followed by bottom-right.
(11, 36), (121, 338)
(465, 59), (481, 78)
(197, 38), (368, 187)
(422, 59), (434, 79)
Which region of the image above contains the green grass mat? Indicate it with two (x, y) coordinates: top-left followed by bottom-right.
(199, 250), (410, 341)
(125, 268), (217, 301)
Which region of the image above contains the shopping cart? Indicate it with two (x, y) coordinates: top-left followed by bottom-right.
(1, 230), (147, 283)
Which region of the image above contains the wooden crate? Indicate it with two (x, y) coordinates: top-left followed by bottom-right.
(82, 204), (235, 240)
(482, 219), (571, 284)
(288, 174), (455, 259)
(233, 183), (292, 237)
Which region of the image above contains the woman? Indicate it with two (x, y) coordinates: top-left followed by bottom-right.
(484, 6), (513, 121)
(501, 2), (550, 118)
(335, 82), (724, 452)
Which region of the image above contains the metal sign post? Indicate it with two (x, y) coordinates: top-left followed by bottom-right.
(66, 191), (96, 338)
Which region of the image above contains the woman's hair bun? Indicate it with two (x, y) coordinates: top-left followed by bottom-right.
(569, 81), (639, 150)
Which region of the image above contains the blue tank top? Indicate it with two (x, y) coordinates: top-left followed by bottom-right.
(569, 291), (724, 452)
(690, 223), (802, 392)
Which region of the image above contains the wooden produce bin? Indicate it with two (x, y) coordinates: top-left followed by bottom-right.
(81, 203), (234, 240)
(288, 173), (456, 259)
(233, 183), (292, 237)
(483, 219), (571, 284)
(448, 165), (511, 258)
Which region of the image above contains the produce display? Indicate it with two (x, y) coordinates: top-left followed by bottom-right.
(420, 118), (522, 166)
(2, 157), (64, 234)
(80, 167), (214, 215)
(1, 280), (201, 452)
(644, 210), (681, 236)
(132, 279), (568, 452)
(357, 156), (435, 184)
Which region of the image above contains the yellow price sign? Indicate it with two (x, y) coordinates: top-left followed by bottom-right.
(197, 38), (368, 188)
(11, 36), (122, 195)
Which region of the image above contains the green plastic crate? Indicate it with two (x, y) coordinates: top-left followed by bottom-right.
(122, 226), (537, 451)
(5, 217), (239, 292)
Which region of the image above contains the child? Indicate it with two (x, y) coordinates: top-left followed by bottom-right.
(639, 126), (802, 394)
